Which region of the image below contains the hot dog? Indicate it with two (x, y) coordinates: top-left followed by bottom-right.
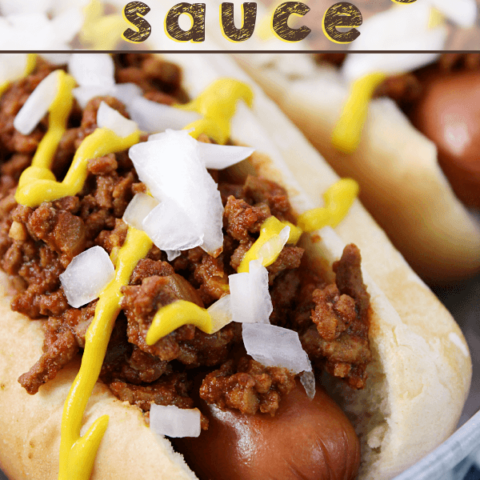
(225, 4), (480, 284)
(174, 381), (361, 480)
(0, 52), (472, 480)
(408, 62), (480, 209)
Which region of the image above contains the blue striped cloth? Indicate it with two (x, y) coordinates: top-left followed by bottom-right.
(394, 410), (480, 480)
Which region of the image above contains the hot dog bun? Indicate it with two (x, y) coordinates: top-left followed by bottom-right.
(0, 53), (472, 480)
(232, 54), (480, 284)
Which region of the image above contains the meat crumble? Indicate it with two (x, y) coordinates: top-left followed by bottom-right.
(0, 54), (372, 428)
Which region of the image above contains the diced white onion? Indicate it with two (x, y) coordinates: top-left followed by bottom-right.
(72, 85), (111, 109)
(344, 3), (447, 81)
(349, 3), (440, 51)
(150, 404), (201, 438)
(427, 0), (477, 28)
(143, 198), (204, 252)
(130, 130), (197, 200)
(165, 250), (181, 261)
(50, 7), (84, 44)
(7, 13), (53, 47)
(0, 54), (28, 85)
(13, 70), (59, 135)
(68, 53), (115, 88)
(229, 260), (272, 325)
(200, 172), (225, 254)
(196, 142), (255, 170)
(73, 83), (142, 111)
(129, 130), (224, 254)
(41, 53), (71, 66)
(208, 294), (233, 333)
(147, 132), (167, 142)
(123, 193), (158, 231)
(97, 101), (137, 138)
(0, 5), (83, 49)
(59, 246), (115, 309)
(300, 371), (316, 400)
(0, 0), (52, 16)
(242, 323), (312, 374)
(128, 96), (201, 133)
(257, 226), (290, 264)
(111, 83), (143, 107)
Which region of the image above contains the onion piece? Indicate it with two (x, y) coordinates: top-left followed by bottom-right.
(165, 250), (181, 261)
(72, 85), (111, 109)
(13, 70), (59, 135)
(129, 130), (224, 254)
(50, 7), (83, 44)
(123, 193), (159, 231)
(229, 260), (272, 324)
(6, 13), (53, 48)
(150, 404), (201, 438)
(123, 194), (182, 260)
(68, 53), (115, 88)
(0, 54), (29, 85)
(59, 246), (114, 309)
(128, 96), (201, 133)
(300, 371), (316, 400)
(129, 130), (199, 201)
(97, 101), (137, 138)
(349, 2), (442, 51)
(41, 53), (71, 66)
(142, 198), (204, 252)
(427, 0), (476, 28)
(343, 3), (447, 81)
(242, 323), (312, 374)
(196, 142), (255, 170)
(0, 0), (52, 15)
(111, 83), (143, 107)
(208, 294), (233, 333)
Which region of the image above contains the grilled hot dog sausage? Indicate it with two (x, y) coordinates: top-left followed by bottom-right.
(174, 381), (360, 480)
(411, 70), (480, 208)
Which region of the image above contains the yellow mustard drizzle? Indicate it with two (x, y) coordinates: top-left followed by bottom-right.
(179, 79), (254, 145)
(331, 72), (387, 154)
(16, 128), (140, 207)
(10, 65), (143, 478)
(146, 300), (214, 345)
(297, 178), (359, 231)
(238, 216), (302, 273)
(0, 53), (37, 97)
(238, 179), (358, 272)
(59, 227), (152, 480)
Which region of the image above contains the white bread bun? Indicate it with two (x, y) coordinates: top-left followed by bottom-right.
(233, 54), (480, 284)
(0, 53), (471, 480)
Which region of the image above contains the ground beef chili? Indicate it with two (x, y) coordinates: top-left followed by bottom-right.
(0, 54), (372, 429)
